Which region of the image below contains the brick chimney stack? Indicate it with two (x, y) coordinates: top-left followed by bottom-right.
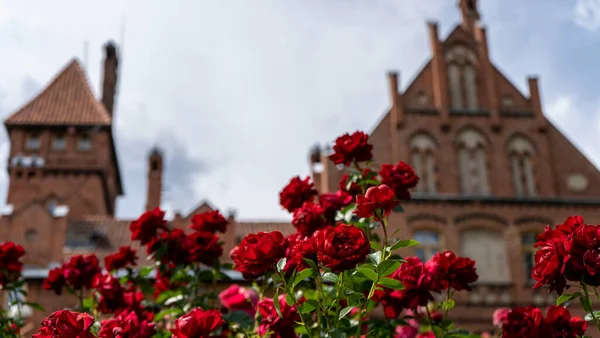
(101, 41), (119, 117)
(145, 147), (164, 211)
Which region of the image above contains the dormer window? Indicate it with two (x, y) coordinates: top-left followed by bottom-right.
(51, 134), (66, 151)
(77, 134), (92, 151)
(26, 133), (41, 151)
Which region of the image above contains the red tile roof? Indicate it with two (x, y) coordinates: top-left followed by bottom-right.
(5, 59), (112, 126)
(235, 222), (295, 238)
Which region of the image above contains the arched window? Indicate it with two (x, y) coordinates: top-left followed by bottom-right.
(414, 230), (442, 261)
(446, 45), (478, 110)
(460, 228), (509, 283)
(409, 133), (437, 194)
(509, 136), (536, 197)
(521, 232), (538, 284)
(449, 65), (463, 110)
(464, 65), (478, 110)
(456, 129), (489, 195)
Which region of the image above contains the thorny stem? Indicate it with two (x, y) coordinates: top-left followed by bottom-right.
(582, 282), (600, 332)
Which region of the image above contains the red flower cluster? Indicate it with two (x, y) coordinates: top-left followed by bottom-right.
(232, 231), (288, 279)
(43, 254), (101, 295)
(291, 201), (327, 236)
(314, 224), (370, 273)
(104, 246), (137, 272)
(129, 207), (168, 245)
(355, 185), (399, 221)
(501, 306), (586, 338)
(257, 295), (300, 338)
(94, 274), (128, 314)
(320, 190), (353, 222)
(171, 308), (225, 338)
(375, 252), (477, 319)
(33, 310), (95, 338)
(0, 242), (25, 287)
(146, 229), (188, 265)
(187, 231), (223, 265)
(284, 234), (318, 272)
(531, 216), (600, 294)
(329, 131), (373, 166)
(190, 210), (228, 233)
(279, 176), (318, 212)
(98, 311), (155, 338)
(379, 161), (419, 200)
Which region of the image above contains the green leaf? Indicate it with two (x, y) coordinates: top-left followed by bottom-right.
(390, 239), (420, 251)
(580, 297), (593, 313)
(215, 271), (232, 281)
(196, 269), (214, 282)
(303, 258), (319, 272)
(355, 268), (378, 282)
(393, 205), (404, 213)
(293, 269), (313, 288)
(23, 301), (44, 312)
(274, 289), (283, 318)
(277, 258), (287, 273)
(370, 241), (382, 251)
(368, 251), (382, 265)
(138, 266), (154, 278)
(224, 310), (253, 329)
(154, 308), (184, 321)
(156, 290), (181, 304)
(584, 311), (600, 322)
(557, 292), (581, 306)
(323, 272), (338, 284)
(164, 294), (184, 306)
(441, 299), (455, 311)
(378, 277), (404, 290)
(377, 260), (400, 277)
(286, 293), (294, 306)
(299, 300), (318, 313)
(339, 306), (355, 320)
(81, 298), (94, 311)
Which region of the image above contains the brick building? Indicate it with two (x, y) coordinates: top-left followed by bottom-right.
(1, 0), (600, 335)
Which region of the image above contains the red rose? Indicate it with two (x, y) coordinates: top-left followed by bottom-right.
(355, 184), (399, 221)
(394, 325), (419, 338)
(257, 295), (300, 338)
(187, 231), (223, 265)
(121, 291), (147, 319)
(565, 223), (600, 286)
(320, 190), (353, 222)
(540, 306), (587, 338)
(329, 131), (373, 166)
(218, 285), (259, 317)
(291, 201), (327, 236)
(232, 231), (288, 279)
(98, 311), (156, 338)
(190, 210), (228, 233)
(493, 308), (511, 327)
(170, 308), (225, 338)
(501, 306), (543, 338)
(429, 251), (478, 291)
(532, 221), (571, 294)
(284, 235), (318, 272)
(279, 176), (318, 212)
(379, 161), (419, 200)
(33, 310), (95, 338)
(147, 229), (190, 265)
(64, 254), (101, 291)
(94, 274), (126, 314)
(105, 246), (138, 272)
(314, 225), (370, 273)
(130, 207), (168, 245)
(0, 242), (25, 287)
(43, 267), (66, 295)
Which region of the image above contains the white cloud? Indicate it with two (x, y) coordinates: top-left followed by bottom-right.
(574, 0), (600, 31)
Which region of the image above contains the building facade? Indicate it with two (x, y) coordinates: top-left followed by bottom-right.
(1, 0), (600, 335)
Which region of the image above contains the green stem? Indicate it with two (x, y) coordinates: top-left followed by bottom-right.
(315, 274), (330, 332)
(582, 282), (600, 331)
(210, 267), (218, 308)
(278, 272), (313, 337)
(79, 290), (84, 313)
(444, 288), (452, 321)
(425, 306), (440, 338)
(334, 272), (346, 332)
(254, 276), (268, 330)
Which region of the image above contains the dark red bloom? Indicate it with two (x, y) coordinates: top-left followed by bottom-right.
(279, 176), (318, 213)
(532, 219), (573, 294)
(129, 207), (168, 245)
(94, 274), (126, 314)
(329, 131), (373, 166)
(355, 184), (399, 221)
(291, 201), (327, 236)
(170, 308), (225, 338)
(501, 306), (543, 338)
(429, 251), (478, 291)
(379, 161), (419, 200)
(33, 310), (95, 338)
(121, 291), (148, 319)
(257, 295), (300, 338)
(187, 231), (223, 265)
(540, 306), (587, 338)
(314, 225), (370, 273)
(105, 246), (138, 272)
(98, 311), (156, 338)
(320, 190), (353, 222)
(190, 210), (228, 233)
(284, 235), (318, 272)
(564, 222), (600, 286)
(147, 228), (190, 265)
(0, 242), (25, 287)
(64, 254), (101, 291)
(43, 267), (66, 295)
(232, 231), (288, 280)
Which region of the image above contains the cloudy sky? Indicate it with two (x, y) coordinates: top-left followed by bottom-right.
(1, 0), (600, 221)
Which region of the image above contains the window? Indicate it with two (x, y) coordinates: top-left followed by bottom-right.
(25, 229), (38, 243)
(521, 232), (538, 283)
(417, 91), (429, 105)
(456, 129), (489, 195)
(51, 134), (66, 151)
(25, 133), (41, 151)
(464, 65), (478, 110)
(449, 65), (463, 110)
(77, 134), (92, 151)
(460, 228), (509, 283)
(414, 230), (441, 262)
(410, 133), (437, 194)
(509, 136), (536, 197)
(446, 45), (478, 110)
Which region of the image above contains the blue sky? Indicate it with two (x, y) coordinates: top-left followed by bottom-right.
(0, 0), (600, 221)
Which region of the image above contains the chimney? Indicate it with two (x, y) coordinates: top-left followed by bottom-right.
(101, 41), (119, 117)
(528, 77), (547, 130)
(145, 147), (164, 211)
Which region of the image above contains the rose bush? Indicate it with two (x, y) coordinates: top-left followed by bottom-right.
(0, 130), (596, 337)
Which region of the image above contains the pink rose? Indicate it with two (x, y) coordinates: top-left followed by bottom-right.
(219, 285), (259, 317)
